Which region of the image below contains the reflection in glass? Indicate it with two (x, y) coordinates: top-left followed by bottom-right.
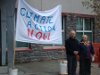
(84, 18), (93, 30)
(76, 17), (83, 30)
(76, 32), (83, 41)
(16, 41), (29, 47)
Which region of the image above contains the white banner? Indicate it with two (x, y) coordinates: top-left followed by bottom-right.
(16, 0), (62, 44)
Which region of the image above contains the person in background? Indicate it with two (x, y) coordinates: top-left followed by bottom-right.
(79, 35), (94, 75)
(65, 30), (79, 75)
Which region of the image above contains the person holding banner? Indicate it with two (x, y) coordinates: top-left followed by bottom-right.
(65, 30), (79, 75)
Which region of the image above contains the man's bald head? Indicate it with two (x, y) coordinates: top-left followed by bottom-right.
(69, 30), (76, 38)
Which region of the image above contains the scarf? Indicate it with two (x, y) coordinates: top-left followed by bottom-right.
(80, 41), (91, 59)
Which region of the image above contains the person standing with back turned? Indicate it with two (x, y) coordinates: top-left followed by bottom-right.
(65, 30), (79, 75)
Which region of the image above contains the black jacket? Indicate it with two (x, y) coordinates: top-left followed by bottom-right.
(79, 41), (94, 59)
(65, 38), (79, 56)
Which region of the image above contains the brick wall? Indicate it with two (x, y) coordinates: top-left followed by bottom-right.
(15, 44), (66, 63)
(65, 14), (77, 39)
(15, 14), (77, 63)
(15, 14), (100, 63)
(94, 28), (100, 43)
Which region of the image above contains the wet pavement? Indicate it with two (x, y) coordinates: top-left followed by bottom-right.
(0, 60), (100, 75)
(16, 60), (100, 75)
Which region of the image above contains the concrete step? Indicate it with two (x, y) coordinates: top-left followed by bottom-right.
(0, 66), (8, 74)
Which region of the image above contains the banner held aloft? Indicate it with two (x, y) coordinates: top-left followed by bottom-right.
(16, 0), (62, 44)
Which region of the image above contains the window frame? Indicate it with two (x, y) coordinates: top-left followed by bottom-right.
(76, 17), (93, 41)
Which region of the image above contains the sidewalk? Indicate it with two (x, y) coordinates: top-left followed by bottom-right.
(16, 60), (59, 75)
(0, 60), (100, 75)
(16, 60), (100, 75)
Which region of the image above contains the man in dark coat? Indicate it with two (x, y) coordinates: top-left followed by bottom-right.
(65, 30), (79, 75)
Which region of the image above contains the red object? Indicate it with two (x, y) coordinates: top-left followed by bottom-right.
(93, 43), (100, 63)
(43, 46), (65, 51)
(99, 48), (100, 67)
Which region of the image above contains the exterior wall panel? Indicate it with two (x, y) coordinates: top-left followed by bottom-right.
(26, 0), (41, 10)
(26, 0), (95, 15)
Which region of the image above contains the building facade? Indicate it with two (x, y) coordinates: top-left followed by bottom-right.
(16, 0), (99, 44)
(0, 0), (100, 65)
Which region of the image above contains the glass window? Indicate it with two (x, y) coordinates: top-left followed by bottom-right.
(84, 18), (91, 30)
(84, 32), (92, 41)
(62, 16), (66, 45)
(76, 32), (83, 41)
(76, 17), (94, 42)
(76, 17), (83, 30)
(16, 41), (29, 48)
